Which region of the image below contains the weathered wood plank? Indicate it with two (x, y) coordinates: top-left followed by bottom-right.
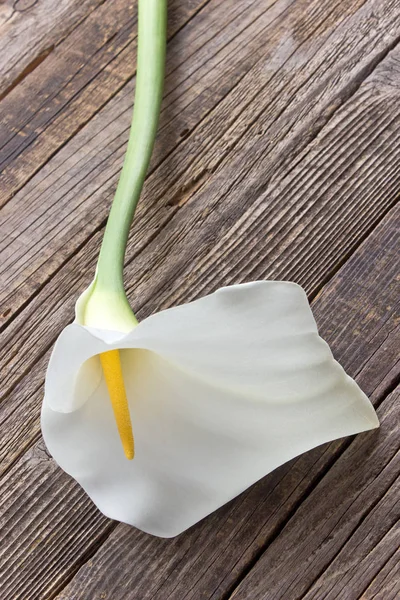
(0, 0), (296, 307)
(0, 202), (397, 600)
(2, 0), (400, 323)
(228, 387), (400, 600)
(0, 0), (212, 203)
(2, 38), (400, 467)
(300, 483), (400, 600)
(124, 47), (400, 317)
(0, 0), (103, 97)
(0, 444), (113, 600)
(360, 546), (400, 600)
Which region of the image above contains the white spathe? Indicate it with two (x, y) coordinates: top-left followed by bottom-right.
(41, 281), (378, 538)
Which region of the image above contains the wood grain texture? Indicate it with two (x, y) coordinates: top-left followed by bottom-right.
(0, 0), (210, 203)
(0, 0), (103, 97)
(2, 0), (400, 322)
(0, 0), (295, 304)
(301, 481), (400, 600)
(1, 203), (397, 600)
(0, 443), (113, 600)
(360, 546), (400, 600)
(229, 386), (400, 600)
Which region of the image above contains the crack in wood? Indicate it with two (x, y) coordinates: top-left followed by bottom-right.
(0, 45), (55, 102)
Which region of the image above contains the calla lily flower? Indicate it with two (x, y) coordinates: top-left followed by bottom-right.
(40, 0), (378, 538)
(42, 280), (378, 537)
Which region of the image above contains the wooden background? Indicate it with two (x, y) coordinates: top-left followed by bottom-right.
(0, 0), (399, 598)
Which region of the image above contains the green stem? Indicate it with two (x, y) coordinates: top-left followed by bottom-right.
(96, 0), (167, 294)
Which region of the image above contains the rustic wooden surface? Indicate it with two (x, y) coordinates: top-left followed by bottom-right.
(0, 0), (399, 599)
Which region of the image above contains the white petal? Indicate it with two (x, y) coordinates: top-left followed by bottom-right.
(131, 281), (344, 400)
(45, 325), (104, 413)
(41, 281), (378, 537)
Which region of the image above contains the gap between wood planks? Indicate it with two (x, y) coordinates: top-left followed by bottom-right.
(299, 491), (400, 600)
(0, 0), (216, 205)
(359, 546), (400, 600)
(2, 0), (400, 334)
(226, 392), (400, 600)
(3, 0), (400, 342)
(0, 0), (297, 316)
(219, 391), (400, 600)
